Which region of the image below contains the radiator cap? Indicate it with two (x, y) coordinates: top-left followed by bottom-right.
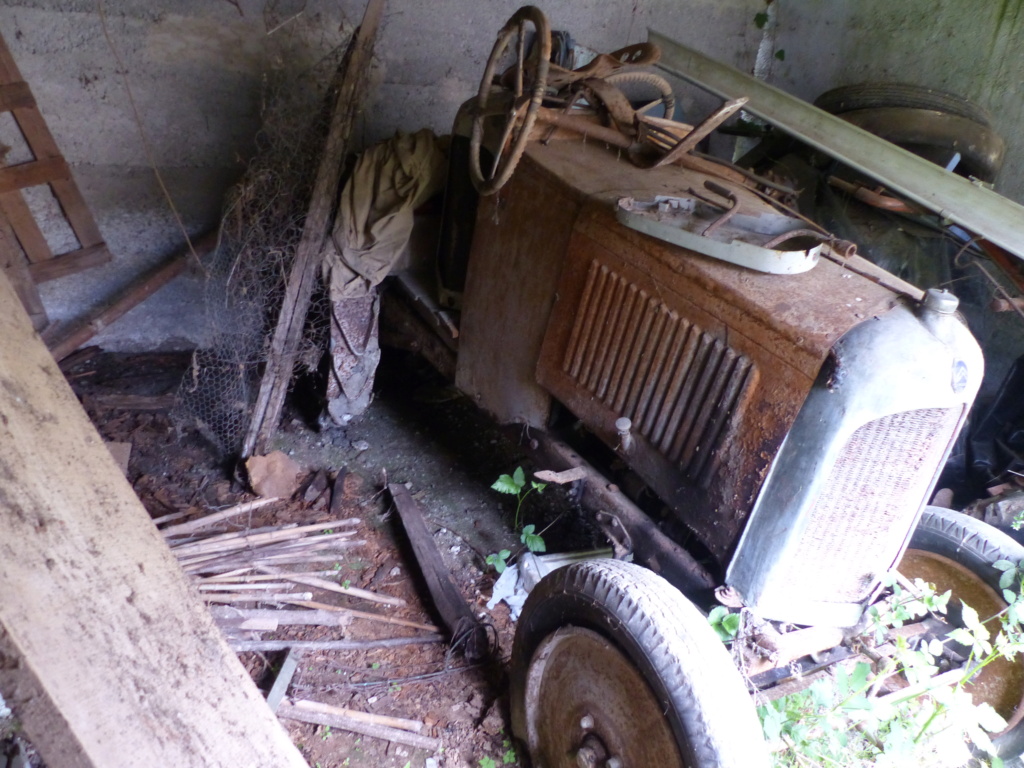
(920, 287), (959, 315)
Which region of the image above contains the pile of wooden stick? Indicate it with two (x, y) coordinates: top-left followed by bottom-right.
(159, 497), (442, 652)
(161, 495), (445, 751)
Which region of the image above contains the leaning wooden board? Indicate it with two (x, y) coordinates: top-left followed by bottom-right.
(0, 268), (308, 768)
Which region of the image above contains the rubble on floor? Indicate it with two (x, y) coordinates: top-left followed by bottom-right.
(49, 348), (596, 768)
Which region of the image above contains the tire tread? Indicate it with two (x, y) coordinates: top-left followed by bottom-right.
(512, 560), (768, 768)
(815, 83), (993, 127)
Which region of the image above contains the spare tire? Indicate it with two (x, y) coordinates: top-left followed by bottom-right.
(838, 107), (1005, 183)
(815, 82), (994, 128)
(815, 82), (1004, 183)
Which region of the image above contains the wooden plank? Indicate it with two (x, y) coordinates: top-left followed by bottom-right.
(47, 231), (217, 360)
(158, 497), (281, 537)
(291, 699), (424, 733)
(0, 30), (25, 84)
(0, 269), (310, 768)
(0, 157), (70, 193)
(8, 104), (106, 247)
(27, 243), (109, 282)
(0, 190), (52, 262)
(228, 636), (443, 652)
(277, 701), (442, 752)
(243, 0), (385, 457)
(265, 648), (302, 713)
(388, 484), (489, 661)
(0, 81), (34, 111)
(0, 202), (46, 329)
(49, 176), (105, 247)
(88, 393), (176, 411)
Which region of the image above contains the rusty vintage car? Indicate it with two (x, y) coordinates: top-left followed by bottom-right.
(386, 7), (1024, 766)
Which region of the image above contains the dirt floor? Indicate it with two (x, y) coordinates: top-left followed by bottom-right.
(3, 346), (599, 768)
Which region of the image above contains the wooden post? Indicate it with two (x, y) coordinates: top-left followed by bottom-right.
(242, 0), (385, 458)
(0, 269), (308, 768)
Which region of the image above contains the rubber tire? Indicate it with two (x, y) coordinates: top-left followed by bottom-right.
(836, 107), (1004, 183)
(510, 560), (769, 768)
(907, 506), (1024, 759)
(815, 82), (993, 128)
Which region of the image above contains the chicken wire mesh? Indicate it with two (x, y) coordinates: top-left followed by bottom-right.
(172, 44), (344, 457)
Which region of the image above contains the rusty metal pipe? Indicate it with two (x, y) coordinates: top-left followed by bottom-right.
(827, 175), (918, 213)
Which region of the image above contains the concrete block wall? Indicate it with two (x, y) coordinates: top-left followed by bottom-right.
(4, 0), (1022, 351)
(0, 0), (766, 350)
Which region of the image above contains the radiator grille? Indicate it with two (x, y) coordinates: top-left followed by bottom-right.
(563, 260), (753, 482)
(776, 406), (964, 604)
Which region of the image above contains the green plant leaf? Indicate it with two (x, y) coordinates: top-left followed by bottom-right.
(753, 11), (769, 28)
(722, 613), (741, 636)
(707, 606), (740, 642)
(760, 704), (784, 741)
(774, 49), (785, 61)
(531, 481), (547, 493)
(491, 474), (520, 495)
(975, 701), (1009, 734)
(993, 560), (1017, 571)
(1000, 570), (1017, 590)
(850, 661), (870, 692)
(479, 758), (497, 768)
(948, 627), (976, 646)
(961, 602), (982, 631)
(521, 525), (546, 553)
(708, 606), (729, 623)
(486, 549), (511, 573)
(502, 747), (517, 764)
(512, 466), (526, 489)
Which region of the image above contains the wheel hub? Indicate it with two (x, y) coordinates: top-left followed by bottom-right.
(900, 548), (1024, 729)
(523, 626), (685, 767)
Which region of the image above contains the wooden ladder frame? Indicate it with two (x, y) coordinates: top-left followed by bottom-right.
(0, 30), (111, 329)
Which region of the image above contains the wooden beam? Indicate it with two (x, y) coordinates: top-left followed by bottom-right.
(277, 701), (441, 752)
(0, 269), (309, 768)
(27, 243), (110, 283)
(0, 201), (46, 329)
(0, 81), (34, 111)
(46, 232), (217, 361)
(242, 0), (385, 457)
(0, 189), (52, 262)
(389, 484), (489, 661)
(0, 157), (70, 193)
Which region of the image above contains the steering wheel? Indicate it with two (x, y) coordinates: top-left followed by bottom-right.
(469, 6), (551, 196)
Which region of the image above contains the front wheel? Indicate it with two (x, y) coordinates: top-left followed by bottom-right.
(899, 506), (1024, 759)
(510, 559), (769, 768)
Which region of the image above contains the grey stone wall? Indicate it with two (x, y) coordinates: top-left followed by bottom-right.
(9, 1), (1021, 351)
